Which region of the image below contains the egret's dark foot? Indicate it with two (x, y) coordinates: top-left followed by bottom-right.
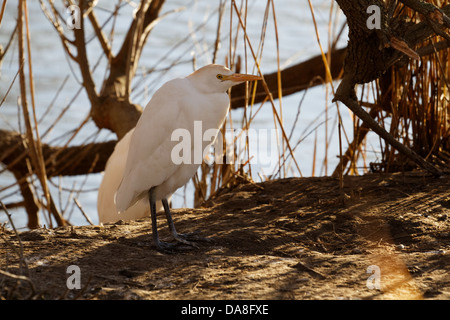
(160, 232), (211, 252)
(155, 240), (195, 253)
(177, 231), (212, 243)
(171, 234), (199, 248)
(172, 231), (213, 248)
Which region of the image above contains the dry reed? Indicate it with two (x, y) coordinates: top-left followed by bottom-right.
(0, 0), (449, 229)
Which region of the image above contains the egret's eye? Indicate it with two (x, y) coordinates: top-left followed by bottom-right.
(216, 74), (224, 80)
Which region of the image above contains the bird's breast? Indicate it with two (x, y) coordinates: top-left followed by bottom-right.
(188, 92), (229, 129)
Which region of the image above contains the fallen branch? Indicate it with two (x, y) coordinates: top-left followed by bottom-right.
(230, 47), (347, 108)
(0, 130), (116, 177)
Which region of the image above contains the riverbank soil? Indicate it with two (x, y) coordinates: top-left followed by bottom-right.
(1, 172), (449, 299)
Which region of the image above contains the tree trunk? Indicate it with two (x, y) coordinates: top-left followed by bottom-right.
(333, 0), (446, 177)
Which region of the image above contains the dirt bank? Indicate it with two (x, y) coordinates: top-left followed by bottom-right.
(1, 172), (449, 300)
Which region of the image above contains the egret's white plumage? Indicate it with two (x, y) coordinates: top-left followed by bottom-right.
(97, 128), (166, 224)
(113, 64), (261, 251)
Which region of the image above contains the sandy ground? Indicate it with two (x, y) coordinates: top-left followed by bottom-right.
(1, 172), (449, 300)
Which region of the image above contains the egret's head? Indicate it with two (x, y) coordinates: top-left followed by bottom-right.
(188, 64), (261, 93)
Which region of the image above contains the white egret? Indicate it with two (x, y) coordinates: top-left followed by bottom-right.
(115, 64), (261, 251)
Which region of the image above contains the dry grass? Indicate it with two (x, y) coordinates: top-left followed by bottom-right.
(0, 0), (449, 229)
(348, 0), (450, 174)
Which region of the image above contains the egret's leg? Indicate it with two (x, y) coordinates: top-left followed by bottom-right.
(148, 188), (181, 252)
(162, 198), (211, 244)
(161, 198), (198, 247)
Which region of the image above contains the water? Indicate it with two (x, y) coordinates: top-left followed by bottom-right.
(0, 0), (377, 229)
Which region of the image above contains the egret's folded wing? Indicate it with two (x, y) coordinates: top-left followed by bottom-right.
(98, 128), (134, 222)
(115, 78), (190, 212)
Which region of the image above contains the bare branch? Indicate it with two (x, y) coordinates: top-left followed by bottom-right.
(87, 9), (112, 59)
(112, 0), (165, 96)
(398, 0), (450, 28)
(39, 0), (77, 61)
(73, 0), (99, 103)
(0, 129), (116, 178)
(230, 47), (347, 109)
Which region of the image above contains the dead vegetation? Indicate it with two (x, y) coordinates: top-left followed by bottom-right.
(1, 0), (450, 300)
(1, 1), (448, 228)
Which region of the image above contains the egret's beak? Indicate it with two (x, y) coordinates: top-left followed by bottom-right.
(227, 73), (262, 83)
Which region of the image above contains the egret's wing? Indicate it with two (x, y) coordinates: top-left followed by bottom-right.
(98, 129), (134, 222)
(115, 78), (191, 212)
(98, 129), (165, 223)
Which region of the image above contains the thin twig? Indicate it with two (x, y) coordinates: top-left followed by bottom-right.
(0, 269), (36, 297)
(231, 0), (302, 177)
(0, 200), (29, 277)
(73, 198), (94, 226)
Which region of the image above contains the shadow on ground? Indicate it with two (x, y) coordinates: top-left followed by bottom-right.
(1, 172), (449, 299)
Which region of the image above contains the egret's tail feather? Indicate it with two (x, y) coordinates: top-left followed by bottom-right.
(115, 182), (133, 214)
